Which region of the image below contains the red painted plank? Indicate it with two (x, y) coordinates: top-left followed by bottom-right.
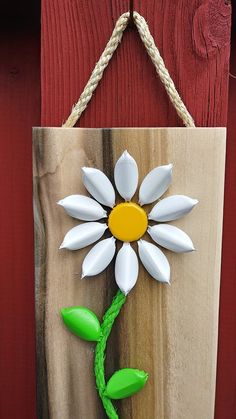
(41, 0), (231, 128)
(215, 9), (236, 418)
(41, 0), (232, 416)
(0, 22), (39, 419)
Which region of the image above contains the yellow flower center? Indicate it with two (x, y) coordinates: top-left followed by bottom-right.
(108, 202), (148, 242)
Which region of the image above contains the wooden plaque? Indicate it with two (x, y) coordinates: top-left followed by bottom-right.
(33, 127), (226, 419)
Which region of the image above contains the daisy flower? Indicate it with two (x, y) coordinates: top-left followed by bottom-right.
(58, 151), (198, 295)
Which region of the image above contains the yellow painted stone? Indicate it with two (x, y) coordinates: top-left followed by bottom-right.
(108, 202), (148, 242)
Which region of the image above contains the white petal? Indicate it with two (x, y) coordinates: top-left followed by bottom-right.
(59, 222), (108, 251)
(81, 237), (116, 278)
(148, 195), (198, 222)
(57, 195), (107, 221)
(138, 239), (170, 283)
(114, 150), (138, 201)
(148, 224), (195, 253)
(115, 243), (139, 295)
(82, 167), (115, 208)
(139, 164), (173, 205)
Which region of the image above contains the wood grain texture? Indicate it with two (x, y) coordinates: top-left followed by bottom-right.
(33, 127), (226, 419)
(41, 0), (231, 128)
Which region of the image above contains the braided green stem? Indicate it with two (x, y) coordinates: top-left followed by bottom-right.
(94, 290), (126, 419)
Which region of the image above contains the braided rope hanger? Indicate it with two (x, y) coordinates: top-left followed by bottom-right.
(63, 11), (195, 128)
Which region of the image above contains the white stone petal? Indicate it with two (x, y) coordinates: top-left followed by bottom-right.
(59, 222), (108, 251)
(81, 237), (116, 278)
(115, 243), (139, 295)
(82, 167), (115, 208)
(57, 195), (107, 221)
(139, 164), (173, 205)
(148, 195), (198, 222)
(148, 224), (195, 253)
(114, 150), (138, 201)
(138, 239), (170, 283)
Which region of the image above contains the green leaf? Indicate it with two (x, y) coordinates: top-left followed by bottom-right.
(61, 306), (101, 341)
(105, 368), (148, 399)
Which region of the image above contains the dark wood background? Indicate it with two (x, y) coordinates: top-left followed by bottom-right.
(0, 0), (235, 418)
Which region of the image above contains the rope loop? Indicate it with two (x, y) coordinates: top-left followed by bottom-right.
(63, 11), (195, 128)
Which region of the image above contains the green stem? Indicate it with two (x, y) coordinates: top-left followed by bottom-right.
(94, 290), (127, 419)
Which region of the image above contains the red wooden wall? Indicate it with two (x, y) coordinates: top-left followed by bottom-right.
(41, 1), (231, 127)
(0, 1), (235, 418)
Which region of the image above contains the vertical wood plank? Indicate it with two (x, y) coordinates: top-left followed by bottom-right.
(40, 0), (232, 417)
(34, 127), (226, 418)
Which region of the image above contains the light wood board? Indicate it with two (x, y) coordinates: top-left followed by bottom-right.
(33, 127), (226, 419)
